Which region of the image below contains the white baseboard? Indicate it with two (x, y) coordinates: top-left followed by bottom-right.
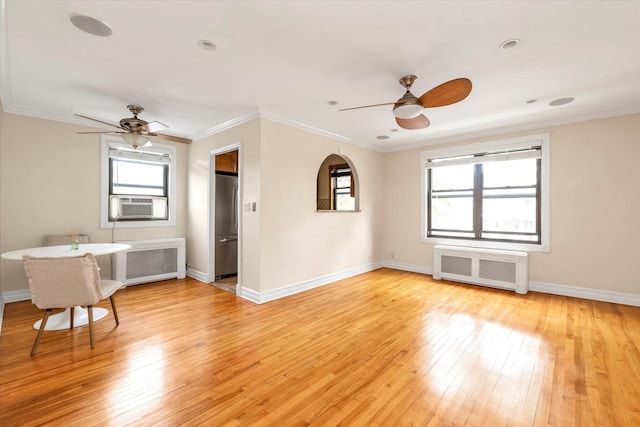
(382, 260), (640, 307)
(240, 262), (383, 304)
(529, 280), (640, 307)
(381, 260), (433, 276)
(2, 289), (31, 303)
(186, 268), (212, 284)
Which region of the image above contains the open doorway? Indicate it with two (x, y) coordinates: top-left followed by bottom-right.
(212, 148), (240, 295)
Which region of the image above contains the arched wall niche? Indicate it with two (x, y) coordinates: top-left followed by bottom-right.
(316, 154), (360, 212)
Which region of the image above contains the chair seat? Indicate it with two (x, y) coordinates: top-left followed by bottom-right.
(100, 280), (125, 298)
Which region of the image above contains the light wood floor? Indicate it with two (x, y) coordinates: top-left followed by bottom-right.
(1, 268), (639, 426)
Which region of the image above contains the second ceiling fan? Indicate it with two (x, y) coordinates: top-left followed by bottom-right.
(340, 75), (472, 130)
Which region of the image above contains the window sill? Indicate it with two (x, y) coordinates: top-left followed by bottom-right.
(422, 236), (549, 253)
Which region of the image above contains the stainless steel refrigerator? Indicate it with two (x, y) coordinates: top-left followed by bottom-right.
(215, 173), (238, 279)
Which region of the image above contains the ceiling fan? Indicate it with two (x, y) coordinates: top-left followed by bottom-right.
(75, 105), (192, 147)
(340, 75), (472, 130)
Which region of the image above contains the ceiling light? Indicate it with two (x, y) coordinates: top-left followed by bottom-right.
(392, 93), (424, 119)
(549, 97), (575, 107)
(526, 99), (538, 104)
(376, 135), (390, 140)
(70, 14), (112, 37)
(198, 40), (217, 50)
(499, 38), (520, 50)
(389, 128), (398, 132)
(121, 134), (151, 148)
(327, 100), (338, 106)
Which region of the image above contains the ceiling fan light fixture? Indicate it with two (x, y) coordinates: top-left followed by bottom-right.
(393, 102), (424, 119)
(121, 133), (151, 148)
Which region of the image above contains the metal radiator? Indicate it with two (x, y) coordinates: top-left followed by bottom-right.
(433, 245), (529, 294)
(112, 238), (186, 286)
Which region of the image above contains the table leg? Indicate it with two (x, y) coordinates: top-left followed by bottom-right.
(33, 306), (109, 331)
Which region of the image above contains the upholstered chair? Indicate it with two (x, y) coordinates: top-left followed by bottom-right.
(22, 253), (124, 356)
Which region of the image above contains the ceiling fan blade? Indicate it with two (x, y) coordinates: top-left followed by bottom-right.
(396, 114), (430, 130)
(146, 121), (169, 133)
(147, 132), (193, 144)
(339, 102), (397, 112)
(75, 114), (125, 130)
(77, 131), (127, 135)
(419, 78), (472, 108)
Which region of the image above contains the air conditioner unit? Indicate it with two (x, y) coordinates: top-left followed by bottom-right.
(118, 197), (154, 219)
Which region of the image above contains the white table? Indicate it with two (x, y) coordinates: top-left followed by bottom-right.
(2, 243), (131, 331)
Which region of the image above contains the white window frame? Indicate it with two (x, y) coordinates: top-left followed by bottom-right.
(421, 133), (550, 252)
(101, 136), (177, 228)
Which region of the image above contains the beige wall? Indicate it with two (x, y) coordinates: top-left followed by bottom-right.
(381, 113), (640, 295)
(185, 118), (383, 294)
(0, 111), (188, 292)
(185, 119), (262, 292)
(3, 109), (638, 299)
(258, 119), (383, 292)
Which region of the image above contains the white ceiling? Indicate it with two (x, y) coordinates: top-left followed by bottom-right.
(2, 0), (640, 151)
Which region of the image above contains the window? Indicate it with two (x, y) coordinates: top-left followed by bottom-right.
(330, 164), (355, 211)
(101, 137), (177, 228)
(422, 134), (550, 252)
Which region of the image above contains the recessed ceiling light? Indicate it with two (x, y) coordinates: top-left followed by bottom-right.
(376, 135), (390, 140)
(389, 128), (398, 132)
(70, 14), (112, 37)
(549, 97), (575, 107)
(526, 99), (538, 104)
(499, 38), (520, 50)
(327, 100), (338, 106)
(198, 40), (217, 51)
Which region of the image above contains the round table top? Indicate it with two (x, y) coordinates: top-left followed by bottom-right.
(1, 243), (131, 260)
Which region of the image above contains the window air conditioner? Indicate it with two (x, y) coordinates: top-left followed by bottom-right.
(118, 197), (154, 219)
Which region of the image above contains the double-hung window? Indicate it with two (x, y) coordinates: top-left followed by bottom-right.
(330, 164), (355, 210)
(422, 134), (550, 252)
(101, 137), (177, 228)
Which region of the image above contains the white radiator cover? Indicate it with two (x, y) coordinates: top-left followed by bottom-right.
(433, 245), (528, 294)
(112, 238), (186, 286)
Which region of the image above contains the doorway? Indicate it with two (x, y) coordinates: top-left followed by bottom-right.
(210, 146), (240, 295)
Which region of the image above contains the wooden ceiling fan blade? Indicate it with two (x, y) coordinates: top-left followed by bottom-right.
(396, 114), (430, 130)
(77, 131), (126, 135)
(75, 114), (125, 130)
(339, 102), (396, 112)
(419, 78), (472, 108)
(148, 132), (193, 144)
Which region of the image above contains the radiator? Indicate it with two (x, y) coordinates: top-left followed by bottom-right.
(433, 245), (528, 294)
(112, 238), (186, 286)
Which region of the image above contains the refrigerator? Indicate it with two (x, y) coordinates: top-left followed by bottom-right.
(215, 173), (238, 279)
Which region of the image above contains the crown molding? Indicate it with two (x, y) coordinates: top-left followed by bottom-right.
(189, 109), (260, 141)
(382, 105), (640, 153)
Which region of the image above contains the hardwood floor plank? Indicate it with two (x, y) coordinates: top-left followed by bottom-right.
(1, 269), (639, 426)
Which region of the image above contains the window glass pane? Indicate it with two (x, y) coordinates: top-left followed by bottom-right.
(431, 164), (474, 191)
(483, 158), (536, 187)
(112, 159), (166, 196)
(336, 176), (351, 188)
(335, 192), (355, 210)
(431, 192), (473, 231)
(483, 197), (537, 233)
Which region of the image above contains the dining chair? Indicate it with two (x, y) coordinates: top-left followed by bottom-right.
(22, 253), (125, 356)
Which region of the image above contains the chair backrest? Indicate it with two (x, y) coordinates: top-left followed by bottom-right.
(42, 234), (91, 247)
(22, 254), (102, 309)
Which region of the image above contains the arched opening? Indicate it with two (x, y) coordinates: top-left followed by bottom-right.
(316, 154), (359, 212)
